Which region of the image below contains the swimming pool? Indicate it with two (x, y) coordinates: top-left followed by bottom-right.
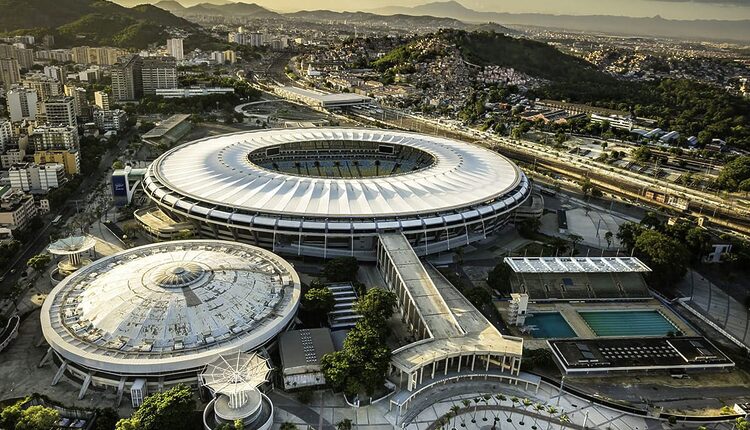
(579, 310), (678, 337)
(524, 312), (577, 338)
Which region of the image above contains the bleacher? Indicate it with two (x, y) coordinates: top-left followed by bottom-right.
(249, 140), (434, 178)
(504, 257), (651, 301)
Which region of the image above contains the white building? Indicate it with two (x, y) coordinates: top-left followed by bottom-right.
(6, 86), (38, 122)
(155, 87), (234, 98)
(94, 91), (110, 110)
(94, 109), (127, 131)
(9, 162), (65, 193)
(43, 65), (66, 83)
(166, 38), (184, 61)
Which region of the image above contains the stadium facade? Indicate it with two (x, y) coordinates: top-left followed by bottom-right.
(141, 128), (531, 261)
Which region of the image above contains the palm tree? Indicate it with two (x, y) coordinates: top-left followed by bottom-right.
(450, 405), (460, 430)
(493, 394), (506, 426)
(604, 231), (613, 249)
(461, 399), (471, 426)
(533, 403), (545, 429)
(482, 394), (492, 421)
(546, 405), (558, 430)
(509, 396), (519, 423)
(471, 397), (480, 422)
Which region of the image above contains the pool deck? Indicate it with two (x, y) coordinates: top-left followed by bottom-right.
(498, 299), (696, 339)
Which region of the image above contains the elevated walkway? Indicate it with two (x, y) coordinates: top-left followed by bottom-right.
(376, 232), (524, 394)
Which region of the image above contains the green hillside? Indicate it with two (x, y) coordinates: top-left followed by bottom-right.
(0, 0), (213, 49)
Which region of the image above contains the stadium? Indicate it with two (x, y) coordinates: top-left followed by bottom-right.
(140, 128), (531, 260)
(39, 240), (301, 402)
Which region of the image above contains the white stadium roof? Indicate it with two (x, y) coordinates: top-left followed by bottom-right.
(504, 256), (651, 273)
(41, 240), (301, 375)
(147, 128), (523, 219)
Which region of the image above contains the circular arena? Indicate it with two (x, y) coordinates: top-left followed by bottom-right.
(141, 128), (531, 260)
(40, 240), (301, 394)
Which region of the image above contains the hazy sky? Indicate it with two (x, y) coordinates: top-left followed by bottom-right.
(241, 0), (750, 20)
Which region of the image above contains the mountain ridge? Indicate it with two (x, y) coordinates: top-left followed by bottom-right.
(370, 0), (750, 42)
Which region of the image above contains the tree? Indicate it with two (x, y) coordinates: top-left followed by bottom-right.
(116, 384), (195, 430)
(303, 287), (335, 315)
(604, 231), (613, 249)
(336, 419), (353, 430)
(487, 261), (513, 295)
(280, 423), (298, 430)
(322, 289), (396, 396)
(580, 178), (593, 196)
(517, 217), (540, 238)
(634, 230), (689, 288)
(640, 211), (663, 230)
(715, 156), (750, 191)
(27, 253), (51, 272)
(464, 287), (491, 309)
(94, 408), (120, 430)
(616, 222), (645, 252)
(354, 288), (397, 327)
(322, 257), (359, 282)
(15, 405), (60, 430)
(631, 146), (652, 163)
(112, 160), (125, 170)
(567, 234), (583, 253)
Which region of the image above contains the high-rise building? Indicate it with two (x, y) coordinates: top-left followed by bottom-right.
(71, 46), (89, 64)
(6, 86), (38, 122)
(30, 124), (79, 151)
(0, 120), (11, 153)
(166, 38), (184, 61)
(43, 65), (66, 84)
(0, 58), (21, 89)
(72, 46), (128, 66)
(211, 51), (225, 64)
(35, 49), (72, 63)
(223, 50), (236, 64)
(34, 149), (80, 175)
(0, 44), (33, 69)
(111, 54), (143, 102)
(9, 162), (65, 193)
(64, 84), (88, 117)
(141, 56), (177, 96)
(21, 72), (62, 102)
(94, 91), (110, 110)
(94, 109), (127, 132)
(42, 97), (76, 127)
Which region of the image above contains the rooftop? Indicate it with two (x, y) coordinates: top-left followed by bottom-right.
(146, 128), (524, 219)
(381, 233), (524, 374)
(504, 257), (651, 274)
(548, 337), (734, 373)
(41, 240), (301, 375)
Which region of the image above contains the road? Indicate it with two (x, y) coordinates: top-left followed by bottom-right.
(0, 129), (135, 293)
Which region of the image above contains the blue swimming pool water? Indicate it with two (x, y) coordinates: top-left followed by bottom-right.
(579, 310), (677, 337)
(525, 312), (577, 338)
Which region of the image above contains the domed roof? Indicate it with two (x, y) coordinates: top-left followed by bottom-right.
(41, 241), (301, 375)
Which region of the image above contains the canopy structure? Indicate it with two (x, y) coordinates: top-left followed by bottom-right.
(47, 235), (97, 275)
